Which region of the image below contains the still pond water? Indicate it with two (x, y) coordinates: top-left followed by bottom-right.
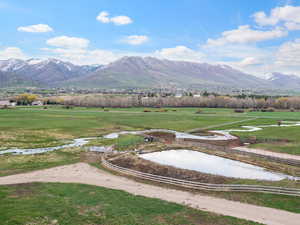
(139, 150), (295, 181)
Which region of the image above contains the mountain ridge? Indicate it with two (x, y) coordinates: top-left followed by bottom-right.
(0, 57), (299, 90)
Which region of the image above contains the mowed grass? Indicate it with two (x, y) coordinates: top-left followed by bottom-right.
(87, 134), (144, 151)
(235, 126), (300, 155)
(216, 117), (300, 155)
(1, 106), (300, 153)
(0, 107), (248, 148)
(0, 147), (83, 177)
(0, 182), (262, 225)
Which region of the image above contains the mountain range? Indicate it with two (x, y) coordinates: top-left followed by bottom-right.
(0, 57), (300, 90)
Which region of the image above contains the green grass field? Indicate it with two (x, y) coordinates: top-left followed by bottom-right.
(1, 106), (300, 154)
(0, 106), (248, 149)
(0, 183), (262, 225)
(1, 106), (300, 220)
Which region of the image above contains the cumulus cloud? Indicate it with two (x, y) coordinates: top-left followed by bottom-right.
(46, 36), (90, 49)
(96, 11), (132, 25)
(17, 24), (53, 33)
(41, 47), (121, 65)
(284, 22), (300, 30)
(122, 35), (149, 45)
(206, 25), (287, 46)
(0, 47), (26, 59)
(276, 38), (300, 67)
(41, 44), (205, 65)
(253, 5), (300, 30)
(155, 45), (205, 62)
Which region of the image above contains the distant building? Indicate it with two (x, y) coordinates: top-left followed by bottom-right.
(31, 100), (43, 106)
(0, 100), (10, 107)
(0, 100), (16, 108)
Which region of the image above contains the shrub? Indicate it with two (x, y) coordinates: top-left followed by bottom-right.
(195, 109), (203, 114)
(63, 105), (73, 109)
(234, 109), (244, 113)
(261, 107), (275, 112)
(249, 108), (258, 112)
(158, 109), (168, 112)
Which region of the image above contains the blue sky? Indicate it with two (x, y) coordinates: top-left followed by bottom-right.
(1, 0), (300, 76)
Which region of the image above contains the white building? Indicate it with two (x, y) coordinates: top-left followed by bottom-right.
(31, 100), (43, 106)
(0, 100), (16, 108)
(0, 100), (10, 106)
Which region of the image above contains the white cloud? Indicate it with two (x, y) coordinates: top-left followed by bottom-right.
(253, 11), (279, 26)
(155, 45), (205, 62)
(46, 36), (89, 49)
(17, 24), (53, 33)
(0, 47), (26, 59)
(96, 11), (132, 25)
(284, 22), (300, 30)
(253, 5), (300, 29)
(41, 47), (123, 65)
(206, 25), (287, 46)
(110, 16), (132, 25)
(97, 11), (110, 23)
(276, 38), (300, 67)
(122, 35), (149, 45)
(239, 57), (262, 66)
(41, 44), (205, 65)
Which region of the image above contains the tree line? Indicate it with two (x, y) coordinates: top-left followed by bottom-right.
(58, 95), (300, 110)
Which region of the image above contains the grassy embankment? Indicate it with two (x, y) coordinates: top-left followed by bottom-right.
(0, 183), (262, 225)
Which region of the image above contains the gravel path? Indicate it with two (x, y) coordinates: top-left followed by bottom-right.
(233, 146), (300, 161)
(0, 163), (299, 225)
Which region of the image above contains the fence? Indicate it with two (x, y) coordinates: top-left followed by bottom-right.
(102, 158), (300, 196)
(176, 139), (300, 167)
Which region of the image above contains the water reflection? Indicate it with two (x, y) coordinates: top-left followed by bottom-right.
(0, 138), (93, 155)
(140, 150), (296, 181)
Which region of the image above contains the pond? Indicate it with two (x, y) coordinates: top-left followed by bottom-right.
(139, 150), (296, 181)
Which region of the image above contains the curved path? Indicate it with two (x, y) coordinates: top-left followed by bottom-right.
(0, 163), (299, 225)
(233, 146), (300, 161)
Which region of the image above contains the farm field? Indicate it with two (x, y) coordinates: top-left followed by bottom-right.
(0, 106), (252, 149)
(1, 106), (300, 224)
(1, 106), (300, 155)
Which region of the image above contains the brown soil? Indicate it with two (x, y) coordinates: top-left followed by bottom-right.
(80, 152), (102, 164)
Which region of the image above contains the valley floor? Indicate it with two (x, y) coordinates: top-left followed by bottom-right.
(1, 106), (300, 225)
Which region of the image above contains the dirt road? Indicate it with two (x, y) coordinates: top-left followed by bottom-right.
(233, 146), (300, 161)
(0, 163), (299, 225)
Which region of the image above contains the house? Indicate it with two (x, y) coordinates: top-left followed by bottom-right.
(0, 100), (15, 108)
(175, 93), (183, 98)
(0, 100), (10, 107)
(31, 100), (43, 106)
